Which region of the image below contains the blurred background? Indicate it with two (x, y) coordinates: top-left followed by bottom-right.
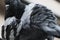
(0, 0), (60, 40)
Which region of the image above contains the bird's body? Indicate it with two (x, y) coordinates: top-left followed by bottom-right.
(2, 0), (60, 40)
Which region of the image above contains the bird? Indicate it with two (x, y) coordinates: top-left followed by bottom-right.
(2, 0), (60, 40)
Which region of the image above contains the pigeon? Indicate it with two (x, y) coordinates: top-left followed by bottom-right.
(2, 0), (60, 40)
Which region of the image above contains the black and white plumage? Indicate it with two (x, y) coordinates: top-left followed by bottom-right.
(2, 0), (60, 40)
